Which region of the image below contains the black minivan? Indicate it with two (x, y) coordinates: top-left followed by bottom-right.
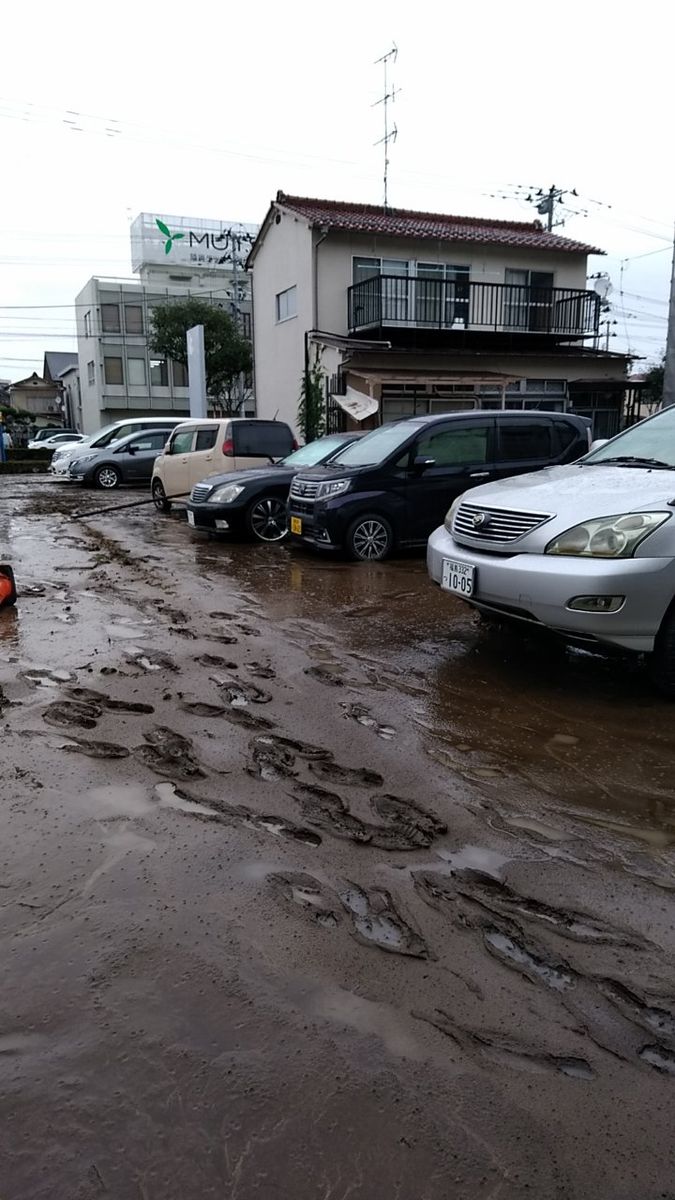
(287, 411), (591, 561)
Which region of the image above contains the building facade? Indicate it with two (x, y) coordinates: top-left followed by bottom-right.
(75, 213), (258, 433)
(248, 193), (632, 439)
(8, 373), (63, 425)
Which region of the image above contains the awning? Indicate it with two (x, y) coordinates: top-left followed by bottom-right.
(332, 386), (380, 422)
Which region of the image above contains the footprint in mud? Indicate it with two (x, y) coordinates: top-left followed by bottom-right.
(292, 784), (443, 850)
(253, 732), (330, 762)
(208, 610), (238, 621)
(210, 674), (272, 707)
(413, 868), (639, 947)
(154, 604), (189, 625)
(340, 702), (395, 741)
(21, 668), (76, 689)
(134, 727), (205, 780)
(152, 784), (320, 844)
(221, 707), (275, 732)
(169, 626), (198, 639)
(124, 648), (178, 674)
(235, 623), (261, 638)
(19, 584), (47, 597)
(194, 654), (238, 669)
(638, 1045), (675, 1074)
(42, 700), (102, 730)
(308, 760), (384, 789)
(599, 979), (675, 1045)
(207, 633), (239, 646)
(304, 664), (346, 688)
(483, 926), (577, 992)
(269, 872), (428, 956)
(67, 686), (154, 715)
(244, 811), (321, 846)
(50, 735), (130, 760)
(248, 735), (298, 781)
(180, 700), (228, 718)
(246, 661), (276, 680)
(415, 1009), (595, 1080)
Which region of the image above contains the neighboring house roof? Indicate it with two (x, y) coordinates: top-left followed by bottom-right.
(43, 351), (78, 382)
(248, 192), (603, 259)
(10, 373), (58, 390)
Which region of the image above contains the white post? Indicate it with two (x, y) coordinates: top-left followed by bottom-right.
(187, 325), (207, 419)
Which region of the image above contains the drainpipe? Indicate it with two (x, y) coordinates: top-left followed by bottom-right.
(304, 227), (330, 439)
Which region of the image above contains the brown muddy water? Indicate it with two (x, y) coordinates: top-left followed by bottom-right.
(1, 476), (675, 1199)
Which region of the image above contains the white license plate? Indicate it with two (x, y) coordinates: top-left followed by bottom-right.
(441, 559), (476, 597)
(187, 510), (195, 527)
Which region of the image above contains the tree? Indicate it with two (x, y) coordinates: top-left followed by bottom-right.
(298, 347), (326, 443)
(643, 355), (665, 408)
(149, 298), (252, 416)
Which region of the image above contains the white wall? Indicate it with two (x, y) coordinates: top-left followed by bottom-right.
(251, 211), (313, 434)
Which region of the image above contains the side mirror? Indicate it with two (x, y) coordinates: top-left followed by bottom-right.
(413, 455), (436, 473)
(126, 444), (137, 455)
(589, 438), (609, 452)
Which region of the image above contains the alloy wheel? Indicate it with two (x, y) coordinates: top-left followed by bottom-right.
(96, 467), (120, 489)
(250, 497), (287, 542)
(351, 519), (390, 560)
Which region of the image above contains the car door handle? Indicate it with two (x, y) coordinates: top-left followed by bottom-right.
(469, 471), (490, 479)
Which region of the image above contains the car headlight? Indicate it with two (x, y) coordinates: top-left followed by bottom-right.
(444, 495), (464, 533)
(546, 512), (670, 558)
(317, 478), (351, 499)
(206, 484), (245, 504)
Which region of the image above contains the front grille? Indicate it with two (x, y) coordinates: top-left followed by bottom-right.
(454, 502), (552, 544)
(290, 478), (320, 502)
(190, 483), (212, 503)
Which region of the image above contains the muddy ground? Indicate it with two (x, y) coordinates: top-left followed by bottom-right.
(2, 475), (675, 1199)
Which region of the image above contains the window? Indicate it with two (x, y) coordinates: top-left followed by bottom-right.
(233, 421), (294, 458)
(127, 357), (147, 386)
(554, 420), (578, 452)
(275, 286), (297, 322)
(125, 304), (144, 334)
(101, 303), (121, 333)
(87, 360), (95, 386)
(150, 358), (168, 386)
(504, 270), (554, 331)
(353, 257), (380, 284)
(195, 428), (218, 451)
(84, 311), (92, 337)
(417, 425), (490, 467)
(172, 360), (189, 388)
(103, 356), (123, 385)
(498, 421), (552, 461)
(416, 263), (470, 327)
(128, 432), (169, 452)
(241, 311), (252, 340)
(168, 429), (195, 455)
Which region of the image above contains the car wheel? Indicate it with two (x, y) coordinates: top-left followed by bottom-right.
(152, 480), (172, 514)
(346, 513), (393, 562)
(247, 495), (288, 542)
(94, 464), (121, 490)
(649, 603), (675, 696)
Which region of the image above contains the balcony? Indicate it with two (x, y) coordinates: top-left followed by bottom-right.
(347, 276), (600, 339)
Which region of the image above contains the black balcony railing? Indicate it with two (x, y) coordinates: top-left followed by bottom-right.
(347, 276), (600, 337)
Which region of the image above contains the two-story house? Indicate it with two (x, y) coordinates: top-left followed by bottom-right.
(247, 192), (632, 439)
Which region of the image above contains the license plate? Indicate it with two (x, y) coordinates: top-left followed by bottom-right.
(441, 559), (475, 597)
(187, 510), (195, 527)
(290, 516), (302, 535)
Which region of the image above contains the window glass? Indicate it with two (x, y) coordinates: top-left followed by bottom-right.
(150, 359), (168, 387)
(498, 421), (552, 461)
(172, 360), (189, 388)
(103, 356), (123, 385)
(584, 405), (675, 466)
(125, 304), (144, 334)
(129, 432), (168, 452)
(353, 257), (380, 284)
(234, 421), (294, 458)
(275, 286), (297, 322)
(87, 360), (95, 385)
(101, 303), (121, 333)
(84, 311), (92, 337)
(555, 420), (578, 451)
(127, 357), (147, 386)
(195, 428), (218, 451)
(282, 435), (355, 468)
(168, 430), (195, 455)
(334, 422), (417, 467)
(241, 312), (252, 340)
(417, 425), (490, 467)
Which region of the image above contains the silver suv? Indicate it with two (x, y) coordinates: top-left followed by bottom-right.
(427, 404), (675, 693)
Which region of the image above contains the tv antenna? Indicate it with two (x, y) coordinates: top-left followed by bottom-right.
(373, 45), (399, 210)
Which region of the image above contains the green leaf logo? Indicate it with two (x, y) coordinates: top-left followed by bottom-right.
(155, 218), (184, 254)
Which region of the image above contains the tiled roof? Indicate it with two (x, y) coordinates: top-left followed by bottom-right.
(276, 192), (603, 256)
(43, 351), (78, 381)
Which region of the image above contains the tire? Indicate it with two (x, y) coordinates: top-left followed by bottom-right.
(346, 513), (393, 562)
(152, 479), (172, 514)
(649, 603), (675, 696)
(94, 464), (122, 490)
(246, 495), (288, 543)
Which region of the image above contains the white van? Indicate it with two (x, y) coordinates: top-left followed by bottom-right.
(151, 418), (296, 512)
(50, 417), (186, 477)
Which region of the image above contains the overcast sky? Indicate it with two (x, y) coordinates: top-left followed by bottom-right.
(2, 0), (672, 382)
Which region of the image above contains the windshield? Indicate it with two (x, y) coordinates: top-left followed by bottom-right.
(282, 435), (354, 468)
(330, 422), (415, 468)
(583, 406), (675, 468)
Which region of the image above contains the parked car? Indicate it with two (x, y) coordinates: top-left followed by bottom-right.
(28, 432), (85, 451)
(50, 417), (187, 477)
(185, 433), (362, 542)
(426, 404), (675, 693)
(30, 427), (78, 444)
(68, 427), (176, 489)
(287, 410), (590, 561)
(151, 418), (296, 513)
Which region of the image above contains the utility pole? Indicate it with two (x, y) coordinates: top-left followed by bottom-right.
(662, 226), (675, 408)
(373, 46), (399, 210)
(523, 185), (580, 231)
(217, 226), (255, 414)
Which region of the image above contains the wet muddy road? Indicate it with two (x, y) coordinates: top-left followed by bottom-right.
(2, 476), (675, 1199)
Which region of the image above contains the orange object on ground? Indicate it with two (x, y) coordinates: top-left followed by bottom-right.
(0, 565), (17, 608)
